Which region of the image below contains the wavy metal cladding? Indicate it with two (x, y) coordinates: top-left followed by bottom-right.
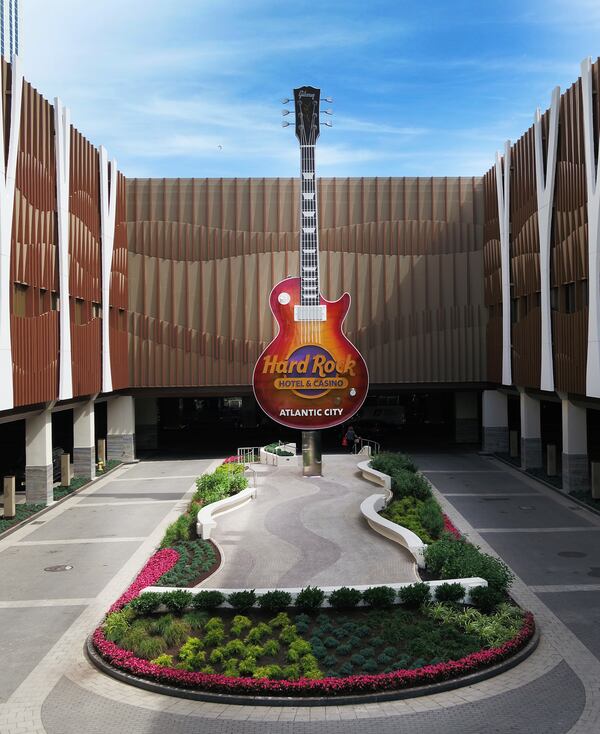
(3, 55), (128, 408)
(126, 176), (486, 388)
(9, 65), (59, 406)
(483, 58), (600, 396)
(69, 125), (101, 396)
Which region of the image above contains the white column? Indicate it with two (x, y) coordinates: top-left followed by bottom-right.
(107, 395), (136, 463)
(135, 396), (158, 450)
(519, 391), (542, 469)
(25, 408), (53, 504)
(561, 397), (588, 492)
(534, 87), (560, 392)
(0, 57), (22, 411)
(454, 391), (479, 443)
(582, 57), (600, 398)
(54, 97), (72, 400)
(495, 140), (512, 386)
(482, 389), (508, 453)
(99, 146), (118, 394)
(73, 400), (95, 478)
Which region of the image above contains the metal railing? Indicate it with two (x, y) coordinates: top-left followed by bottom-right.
(353, 437), (381, 456)
(237, 447), (262, 464)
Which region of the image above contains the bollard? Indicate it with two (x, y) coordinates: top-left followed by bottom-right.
(592, 462), (600, 500)
(97, 438), (106, 464)
(3, 476), (16, 519)
(547, 444), (557, 477)
(509, 430), (519, 458)
(60, 453), (71, 488)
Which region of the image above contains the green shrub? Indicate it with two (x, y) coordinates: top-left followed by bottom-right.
(418, 497), (444, 537)
(287, 639), (312, 663)
(381, 496), (437, 543)
(398, 583), (431, 609)
(363, 658), (378, 672)
(435, 582), (465, 604)
(204, 628), (225, 646)
(350, 653), (365, 666)
(104, 609), (134, 643)
(262, 639), (280, 656)
(270, 612), (291, 628)
(257, 590), (292, 612)
(296, 586), (325, 612)
(160, 514), (194, 548)
(424, 536), (514, 592)
(246, 623), (272, 643)
(279, 625), (298, 644)
(162, 619), (192, 647)
(336, 642), (352, 655)
(192, 590), (224, 610)
(371, 452), (417, 475)
(136, 636), (167, 660)
(338, 662), (354, 676)
(222, 639), (247, 658)
(228, 590), (256, 611)
(151, 653), (174, 667)
(470, 585), (504, 614)
(362, 586), (396, 609)
(182, 611), (208, 629)
(253, 664), (285, 679)
(323, 636), (338, 648)
(162, 589), (193, 615)
(238, 657), (257, 676)
(223, 659), (239, 676)
(328, 587), (362, 610)
(391, 469), (432, 501)
(231, 615), (252, 637)
(129, 591), (165, 614)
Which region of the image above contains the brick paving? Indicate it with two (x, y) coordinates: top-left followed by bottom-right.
(0, 451), (597, 732)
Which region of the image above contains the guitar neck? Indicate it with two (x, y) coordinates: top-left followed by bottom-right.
(299, 143), (319, 306)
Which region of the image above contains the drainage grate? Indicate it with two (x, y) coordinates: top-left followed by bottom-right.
(44, 565), (73, 572)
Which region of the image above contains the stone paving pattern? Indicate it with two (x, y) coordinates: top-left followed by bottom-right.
(202, 455), (418, 589)
(0, 451), (597, 732)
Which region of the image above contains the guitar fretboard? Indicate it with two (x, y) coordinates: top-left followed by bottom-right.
(300, 144), (319, 306)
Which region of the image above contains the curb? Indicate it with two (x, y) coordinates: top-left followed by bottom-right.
(492, 454), (600, 520)
(85, 625), (539, 708)
(0, 461), (124, 541)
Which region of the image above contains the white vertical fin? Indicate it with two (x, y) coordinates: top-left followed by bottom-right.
(99, 146), (117, 394)
(495, 140), (512, 386)
(0, 56), (22, 410)
(582, 57), (600, 398)
(534, 86), (560, 393)
(54, 97), (73, 400)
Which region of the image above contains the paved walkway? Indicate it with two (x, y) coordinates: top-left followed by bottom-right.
(0, 451), (597, 733)
(203, 454), (418, 588)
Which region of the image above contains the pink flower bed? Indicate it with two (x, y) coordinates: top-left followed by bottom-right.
(222, 456), (241, 464)
(443, 514), (462, 539)
(93, 613), (534, 697)
(108, 548), (180, 613)
(93, 547), (535, 697)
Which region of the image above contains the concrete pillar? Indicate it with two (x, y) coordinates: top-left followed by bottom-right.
(561, 399), (589, 492)
(481, 390), (508, 453)
(73, 400), (95, 479)
(25, 409), (53, 505)
(135, 397), (158, 451)
(454, 391), (479, 443)
(107, 395), (136, 463)
(520, 392), (542, 469)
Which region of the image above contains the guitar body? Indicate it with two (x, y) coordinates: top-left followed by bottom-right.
(253, 277), (369, 430)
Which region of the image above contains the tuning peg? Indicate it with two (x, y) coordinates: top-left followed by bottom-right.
(323, 97), (333, 103)
(322, 109), (333, 115)
(281, 109), (291, 116)
(282, 121), (292, 127)
(281, 97), (291, 104)
(323, 121), (332, 127)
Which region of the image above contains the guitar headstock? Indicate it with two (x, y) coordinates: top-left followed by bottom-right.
(293, 86), (321, 145)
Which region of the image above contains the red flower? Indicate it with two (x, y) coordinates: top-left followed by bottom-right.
(108, 548), (180, 613)
(443, 514), (462, 539)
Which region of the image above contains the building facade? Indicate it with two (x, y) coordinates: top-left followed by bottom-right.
(1, 56), (600, 504)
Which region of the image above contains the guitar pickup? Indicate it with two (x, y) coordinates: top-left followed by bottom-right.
(294, 305), (327, 322)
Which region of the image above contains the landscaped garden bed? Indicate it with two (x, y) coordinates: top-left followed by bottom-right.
(89, 455), (536, 700)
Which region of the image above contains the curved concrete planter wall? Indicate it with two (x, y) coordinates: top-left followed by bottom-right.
(357, 459), (427, 568)
(260, 443), (297, 466)
(196, 487), (257, 540)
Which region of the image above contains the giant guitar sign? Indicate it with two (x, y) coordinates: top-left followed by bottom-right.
(253, 86), (369, 430)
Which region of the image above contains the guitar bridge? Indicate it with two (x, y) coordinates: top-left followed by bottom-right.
(294, 305), (327, 322)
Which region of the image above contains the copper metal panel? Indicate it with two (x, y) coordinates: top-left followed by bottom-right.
(126, 176), (486, 388)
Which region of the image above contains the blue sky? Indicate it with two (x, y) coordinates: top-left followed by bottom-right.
(20, 0), (600, 178)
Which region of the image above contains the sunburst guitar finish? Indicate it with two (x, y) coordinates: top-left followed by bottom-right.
(253, 277), (369, 430)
